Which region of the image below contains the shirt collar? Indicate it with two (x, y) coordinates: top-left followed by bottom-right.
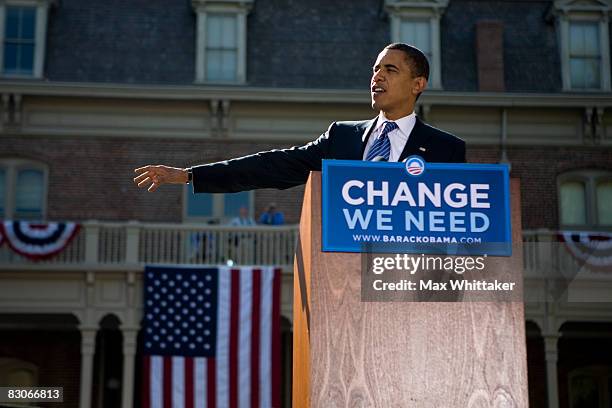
(375, 111), (416, 138)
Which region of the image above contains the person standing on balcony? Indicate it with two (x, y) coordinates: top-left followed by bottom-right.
(258, 203), (285, 226)
(133, 43), (465, 193)
(227, 206), (256, 262)
(229, 206), (256, 226)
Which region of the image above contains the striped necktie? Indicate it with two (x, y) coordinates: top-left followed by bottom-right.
(366, 121), (398, 161)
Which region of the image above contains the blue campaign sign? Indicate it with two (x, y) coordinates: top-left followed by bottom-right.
(321, 158), (511, 256)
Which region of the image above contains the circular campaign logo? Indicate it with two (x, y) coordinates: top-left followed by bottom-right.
(405, 155), (425, 176)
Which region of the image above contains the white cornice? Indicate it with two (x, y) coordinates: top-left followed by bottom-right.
(553, 0), (612, 14)
(385, 0), (449, 13)
(1, 80), (611, 108)
(385, 0), (449, 8)
(191, 0), (253, 12)
(0, 0), (55, 6)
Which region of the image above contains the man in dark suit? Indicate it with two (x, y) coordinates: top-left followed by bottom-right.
(134, 43), (465, 193)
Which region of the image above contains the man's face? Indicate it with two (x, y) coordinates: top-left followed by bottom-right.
(370, 49), (425, 119)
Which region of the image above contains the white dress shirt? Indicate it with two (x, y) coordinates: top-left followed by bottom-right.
(229, 216), (255, 226)
(362, 111), (417, 162)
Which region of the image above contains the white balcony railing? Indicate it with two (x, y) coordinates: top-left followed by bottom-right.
(0, 223), (608, 277)
(0, 221), (299, 270)
(522, 229), (611, 277)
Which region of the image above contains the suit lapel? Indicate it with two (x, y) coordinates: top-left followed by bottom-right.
(359, 117), (378, 157)
(398, 116), (431, 162)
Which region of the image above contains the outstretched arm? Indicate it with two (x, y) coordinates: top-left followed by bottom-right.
(134, 122), (336, 193)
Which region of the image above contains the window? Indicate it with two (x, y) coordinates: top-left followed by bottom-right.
(184, 188), (253, 223)
(569, 22), (601, 89)
(596, 181), (612, 224)
(15, 168), (44, 219)
(560, 180), (587, 225)
(193, 0), (252, 83)
(206, 14), (238, 82)
(0, 159), (47, 220)
(0, 358), (38, 387)
(400, 20), (432, 61)
(0, 1), (52, 78)
(386, 0), (447, 89)
(569, 366), (611, 408)
(4, 5), (35, 76)
(558, 170), (612, 229)
(555, 0), (611, 91)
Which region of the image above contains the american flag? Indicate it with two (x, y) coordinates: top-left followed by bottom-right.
(142, 265), (282, 408)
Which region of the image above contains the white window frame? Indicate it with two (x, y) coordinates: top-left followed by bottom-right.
(192, 0), (253, 84)
(554, 0), (612, 91)
(385, 0), (448, 90)
(0, 0), (52, 79)
(183, 186), (254, 224)
(558, 169), (612, 229)
(0, 158), (48, 220)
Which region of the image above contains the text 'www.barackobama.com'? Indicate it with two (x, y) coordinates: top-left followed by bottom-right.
(352, 234), (482, 244)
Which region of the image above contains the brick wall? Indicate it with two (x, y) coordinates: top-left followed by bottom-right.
(0, 135), (307, 223)
(46, 0), (196, 84)
(476, 20), (505, 92)
(466, 145), (612, 230)
(247, 0), (388, 89)
(442, 0), (560, 92)
(0, 330), (81, 408)
(506, 146), (612, 230)
(2, 136), (611, 228)
(43, 0), (564, 92)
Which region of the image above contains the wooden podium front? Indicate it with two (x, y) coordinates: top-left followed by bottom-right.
(293, 172), (528, 407)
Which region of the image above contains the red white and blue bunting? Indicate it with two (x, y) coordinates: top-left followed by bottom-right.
(558, 231), (612, 272)
(0, 221), (80, 261)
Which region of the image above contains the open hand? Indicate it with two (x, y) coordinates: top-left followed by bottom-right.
(134, 165), (188, 192)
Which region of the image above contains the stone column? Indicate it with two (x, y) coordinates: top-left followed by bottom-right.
(121, 328), (138, 408)
(544, 333), (560, 408)
(121, 271), (139, 408)
(79, 327), (97, 408)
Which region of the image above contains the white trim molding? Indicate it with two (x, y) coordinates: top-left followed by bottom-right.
(192, 0), (253, 84)
(0, 0), (53, 79)
(553, 0), (612, 91)
(385, 0), (448, 89)
(2, 79), (612, 108)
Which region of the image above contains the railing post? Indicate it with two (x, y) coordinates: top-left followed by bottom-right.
(536, 228), (554, 278)
(84, 220), (99, 264)
(125, 221), (140, 264)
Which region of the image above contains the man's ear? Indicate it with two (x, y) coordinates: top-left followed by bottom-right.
(412, 77), (427, 96)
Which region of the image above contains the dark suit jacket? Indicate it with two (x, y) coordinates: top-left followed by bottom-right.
(192, 117), (465, 193)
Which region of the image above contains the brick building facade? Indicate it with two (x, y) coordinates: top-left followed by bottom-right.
(1, 0), (611, 407)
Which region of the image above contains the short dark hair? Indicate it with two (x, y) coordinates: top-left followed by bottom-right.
(384, 43), (430, 80)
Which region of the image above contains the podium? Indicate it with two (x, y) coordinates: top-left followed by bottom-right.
(293, 172), (528, 407)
